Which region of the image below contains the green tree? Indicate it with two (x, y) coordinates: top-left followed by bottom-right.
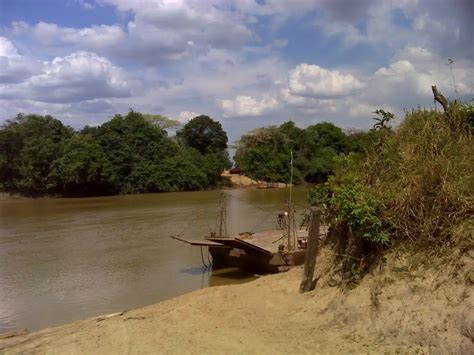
(278, 121), (304, 150)
(95, 110), (175, 193)
(177, 115), (228, 154)
(236, 121), (358, 184)
(148, 150), (209, 192)
(0, 110), (235, 196)
(143, 114), (181, 130)
(0, 114), (73, 195)
(345, 130), (380, 154)
(306, 121), (348, 153)
(235, 127), (294, 183)
(51, 134), (112, 196)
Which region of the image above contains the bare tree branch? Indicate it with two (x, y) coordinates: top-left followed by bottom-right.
(432, 85), (449, 113)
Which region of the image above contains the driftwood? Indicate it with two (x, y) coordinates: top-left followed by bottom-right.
(432, 85), (449, 113)
(299, 207), (321, 293)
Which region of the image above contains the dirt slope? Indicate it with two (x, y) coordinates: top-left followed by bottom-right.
(1, 246), (473, 354)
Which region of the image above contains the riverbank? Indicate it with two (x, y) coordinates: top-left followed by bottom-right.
(0, 172), (288, 199)
(1, 245), (472, 354)
(221, 170), (292, 189)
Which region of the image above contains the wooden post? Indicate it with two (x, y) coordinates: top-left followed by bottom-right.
(299, 207), (321, 293)
(287, 202), (292, 251)
(219, 194), (226, 238)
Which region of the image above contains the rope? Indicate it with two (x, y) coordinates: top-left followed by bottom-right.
(200, 246), (209, 268)
(248, 212), (276, 233)
(207, 249), (212, 267)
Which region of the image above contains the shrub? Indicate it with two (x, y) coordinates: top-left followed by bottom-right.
(311, 101), (473, 246)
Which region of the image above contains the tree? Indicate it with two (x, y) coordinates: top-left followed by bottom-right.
(177, 115), (228, 154)
(235, 121), (360, 184)
(278, 121), (304, 150)
(306, 122), (348, 153)
(142, 114), (181, 130)
(51, 134), (112, 196)
(0, 114), (73, 195)
(0, 110), (234, 196)
(235, 127), (294, 183)
(345, 130), (379, 154)
(95, 110), (176, 193)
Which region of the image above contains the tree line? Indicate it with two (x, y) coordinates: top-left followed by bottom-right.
(0, 111), (231, 196)
(0, 109), (378, 197)
(234, 120), (377, 184)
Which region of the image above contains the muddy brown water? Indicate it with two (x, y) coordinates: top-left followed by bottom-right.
(0, 187), (310, 332)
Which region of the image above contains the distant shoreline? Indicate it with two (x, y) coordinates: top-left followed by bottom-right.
(0, 173), (301, 200)
(221, 170), (293, 189)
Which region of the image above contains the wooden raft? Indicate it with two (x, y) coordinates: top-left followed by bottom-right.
(172, 229), (311, 273)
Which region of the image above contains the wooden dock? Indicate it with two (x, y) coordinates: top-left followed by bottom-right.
(171, 228), (327, 273)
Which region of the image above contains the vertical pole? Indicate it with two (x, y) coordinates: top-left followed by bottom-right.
(219, 194), (225, 238)
(300, 207), (321, 293)
(287, 202), (292, 251)
(288, 150), (294, 251)
(289, 149), (293, 203)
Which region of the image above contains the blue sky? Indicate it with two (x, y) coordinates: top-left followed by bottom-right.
(0, 0), (473, 141)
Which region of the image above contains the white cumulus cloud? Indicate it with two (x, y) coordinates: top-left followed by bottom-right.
(176, 110), (199, 123)
(0, 37), (42, 83)
(288, 63), (365, 98)
(0, 37), (19, 57)
(0, 51), (131, 103)
(221, 96), (279, 117)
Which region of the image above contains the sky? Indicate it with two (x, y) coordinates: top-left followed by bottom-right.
(0, 0), (473, 142)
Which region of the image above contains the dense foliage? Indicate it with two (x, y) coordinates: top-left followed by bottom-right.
(311, 102), (473, 247)
(0, 111), (230, 196)
(0, 114), (73, 195)
(176, 115), (228, 154)
(235, 121), (373, 183)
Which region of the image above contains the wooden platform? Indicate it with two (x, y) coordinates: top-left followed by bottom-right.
(171, 229), (327, 273)
(208, 229), (308, 255)
(170, 235), (227, 247)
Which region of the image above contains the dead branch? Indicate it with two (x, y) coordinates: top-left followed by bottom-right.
(432, 85), (449, 113)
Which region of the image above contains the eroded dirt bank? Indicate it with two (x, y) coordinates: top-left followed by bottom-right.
(1, 246), (473, 354)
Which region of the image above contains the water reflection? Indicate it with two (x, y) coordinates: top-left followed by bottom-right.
(179, 266), (257, 289)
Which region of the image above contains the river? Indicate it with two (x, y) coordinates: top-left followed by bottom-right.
(0, 187), (311, 332)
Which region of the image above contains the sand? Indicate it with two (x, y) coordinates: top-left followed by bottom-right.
(221, 171), (291, 188)
(1, 246), (473, 354)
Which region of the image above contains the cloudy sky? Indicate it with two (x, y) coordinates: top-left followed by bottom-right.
(0, 0), (473, 141)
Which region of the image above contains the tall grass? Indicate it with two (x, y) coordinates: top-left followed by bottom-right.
(375, 103), (472, 243)
(313, 101), (473, 246)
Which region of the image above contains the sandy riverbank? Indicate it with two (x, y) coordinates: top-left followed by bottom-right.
(1, 245), (473, 354)
(221, 170), (292, 189)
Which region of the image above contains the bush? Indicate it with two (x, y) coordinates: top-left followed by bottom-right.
(310, 156), (390, 244)
(311, 101), (473, 246)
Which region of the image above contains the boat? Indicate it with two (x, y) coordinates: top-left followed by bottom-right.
(171, 151), (325, 273)
(171, 203), (310, 273)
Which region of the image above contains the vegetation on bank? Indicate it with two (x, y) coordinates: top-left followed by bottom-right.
(0, 112), (231, 196)
(234, 121), (376, 184)
(309, 90), (473, 279)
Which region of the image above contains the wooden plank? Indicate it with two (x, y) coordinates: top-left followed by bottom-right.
(170, 235), (226, 247)
(207, 237), (274, 256)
